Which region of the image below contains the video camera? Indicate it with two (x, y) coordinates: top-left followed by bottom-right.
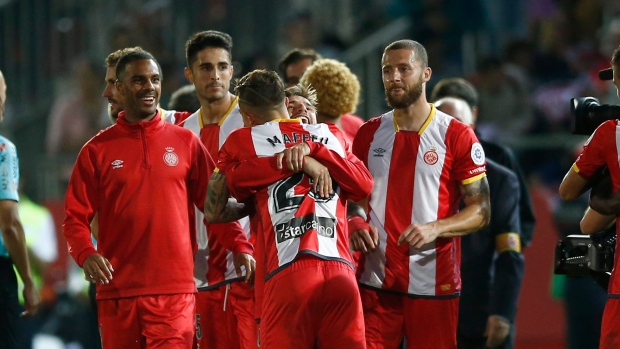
(570, 97), (620, 135)
(554, 227), (615, 289)
(570, 67), (620, 135)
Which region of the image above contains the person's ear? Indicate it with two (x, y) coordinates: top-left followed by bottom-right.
(423, 67), (432, 82)
(184, 67), (194, 84)
(115, 80), (125, 96)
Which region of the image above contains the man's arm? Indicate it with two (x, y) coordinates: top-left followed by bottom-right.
(398, 176), (491, 248)
(581, 207), (615, 235)
(278, 142), (373, 202)
(204, 169), (252, 223)
(486, 168), (524, 348)
(303, 142), (373, 201)
(348, 197), (380, 253)
(0, 200), (40, 317)
(559, 165), (590, 201)
(63, 146), (113, 284)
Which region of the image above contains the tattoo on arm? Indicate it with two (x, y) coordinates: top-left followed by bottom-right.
(462, 177), (491, 228)
(205, 172), (247, 223)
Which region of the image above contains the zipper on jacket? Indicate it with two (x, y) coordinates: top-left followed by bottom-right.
(140, 125), (150, 168)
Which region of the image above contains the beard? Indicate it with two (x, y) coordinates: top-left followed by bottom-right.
(385, 75), (424, 109)
(201, 83), (228, 103)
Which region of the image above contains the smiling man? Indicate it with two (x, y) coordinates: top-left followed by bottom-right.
(63, 50), (215, 349)
(285, 84), (317, 124)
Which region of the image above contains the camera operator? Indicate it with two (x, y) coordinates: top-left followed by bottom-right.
(559, 44), (620, 349)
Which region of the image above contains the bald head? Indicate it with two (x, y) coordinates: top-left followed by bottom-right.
(435, 97), (474, 127)
(0, 69), (6, 121)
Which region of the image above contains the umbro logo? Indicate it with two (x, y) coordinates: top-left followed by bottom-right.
(111, 160), (124, 169)
(373, 148), (386, 157)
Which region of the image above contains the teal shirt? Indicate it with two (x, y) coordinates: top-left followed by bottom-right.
(0, 135), (20, 258)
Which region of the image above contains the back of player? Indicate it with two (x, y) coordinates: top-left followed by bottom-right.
(216, 70), (373, 349)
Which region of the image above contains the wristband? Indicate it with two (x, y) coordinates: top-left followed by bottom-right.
(348, 216), (370, 235)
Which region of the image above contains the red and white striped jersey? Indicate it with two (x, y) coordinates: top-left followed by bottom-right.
(573, 119), (620, 296)
(182, 99), (253, 290)
(218, 119), (373, 280)
(352, 105), (486, 297)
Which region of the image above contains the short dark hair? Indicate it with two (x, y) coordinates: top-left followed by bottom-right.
(430, 78), (479, 109)
(185, 30), (233, 69)
(235, 70), (285, 113)
(285, 84), (317, 107)
(115, 50), (160, 81)
(168, 84), (200, 112)
(612, 45), (620, 68)
(384, 40), (428, 68)
(278, 48), (322, 82)
(105, 46), (146, 68)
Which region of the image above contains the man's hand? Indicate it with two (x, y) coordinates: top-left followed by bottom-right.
(348, 215), (378, 253)
(303, 157), (333, 199)
(485, 315), (510, 348)
(83, 253), (114, 285)
(20, 282), (40, 317)
(276, 143), (311, 172)
(234, 252), (256, 283)
(397, 222), (441, 248)
(350, 225), (379, 253)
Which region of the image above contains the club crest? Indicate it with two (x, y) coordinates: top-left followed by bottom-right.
(423, 147), (438, 165)
(163, 147), (179, 166)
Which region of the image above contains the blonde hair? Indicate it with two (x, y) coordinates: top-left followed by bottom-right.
(300, 59), (360, 119)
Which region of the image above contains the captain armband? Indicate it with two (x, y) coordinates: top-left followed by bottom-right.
(495, 232), (522, 254)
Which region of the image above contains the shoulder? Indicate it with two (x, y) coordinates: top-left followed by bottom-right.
(434, 109), (463, 131)
(358, 113), (388, 134)
(167, 122), (200, 139)
(223, 127), (252, 146)
(589, 119), (618, 140)
(0, 135), (16, 152)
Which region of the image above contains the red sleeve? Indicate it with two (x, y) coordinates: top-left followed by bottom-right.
(574, 120), (616, 179)
(305, 141), (373, 202)
(208, 222), (253, 255)
(446, 120), (487, 183)
(62, 144), (99, 267)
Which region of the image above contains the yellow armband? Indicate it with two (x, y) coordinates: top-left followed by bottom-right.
(495, 232), (522, 253)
